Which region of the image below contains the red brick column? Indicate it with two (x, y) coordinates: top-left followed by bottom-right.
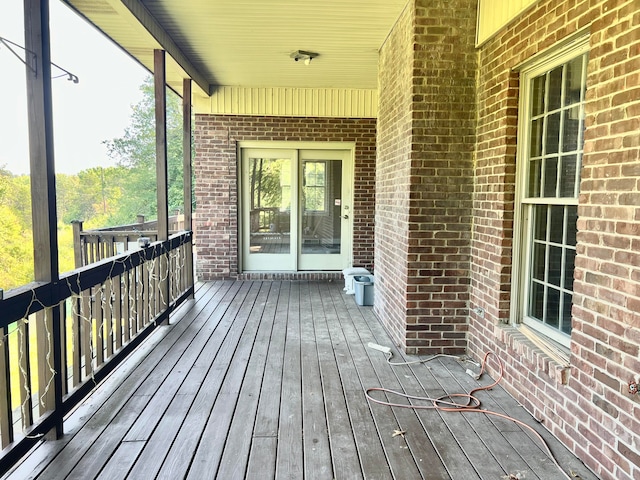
(375, 0), (477, 354)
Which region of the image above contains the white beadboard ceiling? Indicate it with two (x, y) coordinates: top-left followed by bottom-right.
(63, 0), (409, 97)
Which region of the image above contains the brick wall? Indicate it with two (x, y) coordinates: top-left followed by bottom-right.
(470, 1), (640, 479)
(375, 0), (477, 353)
(375, 2), (415, 348)
(194, 115), (376, 279)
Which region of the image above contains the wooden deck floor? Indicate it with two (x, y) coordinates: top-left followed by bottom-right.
(3, 281), (598, 480)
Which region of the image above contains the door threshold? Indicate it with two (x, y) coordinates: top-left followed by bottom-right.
(237, 271), (342, 281)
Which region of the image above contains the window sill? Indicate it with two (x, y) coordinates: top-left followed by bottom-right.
(494, 323), (571, 386)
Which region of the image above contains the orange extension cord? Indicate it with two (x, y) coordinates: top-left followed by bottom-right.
(365, 351), (574, 480)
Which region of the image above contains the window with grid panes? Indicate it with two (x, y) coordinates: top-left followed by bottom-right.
(514, 38), (588, 346)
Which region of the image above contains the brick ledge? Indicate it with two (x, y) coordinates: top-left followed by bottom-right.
(493, 324), (571, 386)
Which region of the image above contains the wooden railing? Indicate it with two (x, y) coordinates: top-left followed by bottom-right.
(0, 232), (194, 474)
(72, 214), (186, 266)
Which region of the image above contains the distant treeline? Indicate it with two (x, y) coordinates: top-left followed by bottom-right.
(0, 79), (192, 291)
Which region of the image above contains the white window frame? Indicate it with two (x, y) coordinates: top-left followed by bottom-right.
(511, 33), (589, 347)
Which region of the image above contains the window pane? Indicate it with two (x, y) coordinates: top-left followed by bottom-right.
(530, 118), (543, 157)
(559, 155), (577, 197)
(564, 56), (584, 106)
(532, 75), (546, 116)
(520, 48), (587, 342)
(528, 159), (541, 197)
(548, 66), (563, 111)
(543, 157), (558, 197)
(546, 287), (560, 328)
(548, 246), (563, 286)
(533, 205), (547, 240)
(545, 112), (561, 154)
(530, 281), (545, 321)
(564, 248), (576, 290)
(549, 205), (564, 243)
(532, 242), (546, 281)
(562, 107), (580, 152)
(566, 206), (578, 246)
(561, 293), (573, 334)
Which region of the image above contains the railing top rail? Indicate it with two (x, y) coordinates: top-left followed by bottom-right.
(0, 231), (192, 329)
(78, 230), (187, 238)
(78, 214), (184, 234)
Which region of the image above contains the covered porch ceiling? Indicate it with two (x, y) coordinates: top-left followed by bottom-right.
(62, 0), (409, 98)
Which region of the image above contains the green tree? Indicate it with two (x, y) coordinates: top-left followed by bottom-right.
(1, 172), (32, 229)
(57, 167), (126, 227)
(0, 169), (34, 288)
(104, 77), (189, 224)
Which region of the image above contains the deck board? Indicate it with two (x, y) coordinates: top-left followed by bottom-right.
(312, 282), (366, 480)
(1, 281), (600, 480)
(216, 282), (277, 479)
(299, 282), (333, 480)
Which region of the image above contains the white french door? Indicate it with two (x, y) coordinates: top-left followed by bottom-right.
(241, 147), (352, 272)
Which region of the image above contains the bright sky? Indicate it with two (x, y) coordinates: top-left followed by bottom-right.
(0, 0), (150, 175)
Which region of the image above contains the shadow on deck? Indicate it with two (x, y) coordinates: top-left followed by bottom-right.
(2, 281), (598, 480)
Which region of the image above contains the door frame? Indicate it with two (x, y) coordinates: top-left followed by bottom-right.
(238, 141), (355, 272)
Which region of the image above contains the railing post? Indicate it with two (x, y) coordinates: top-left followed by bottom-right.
(71, 220), (84, 269)
(0, 326), (13, 448)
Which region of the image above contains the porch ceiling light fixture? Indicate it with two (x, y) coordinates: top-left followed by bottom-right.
(290, 50), (319, 65)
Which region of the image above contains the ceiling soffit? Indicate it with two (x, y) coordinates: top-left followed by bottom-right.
(64, 0), (409, 101)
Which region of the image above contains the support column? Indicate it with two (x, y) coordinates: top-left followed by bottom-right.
(24, 0), (63, 437)
(183, 78), (195, 294)
(375, 0), (477, 355)
(154, 49), (169, 317)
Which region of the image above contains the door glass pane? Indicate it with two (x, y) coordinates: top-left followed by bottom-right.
(248, 157), (291, 254)
(301, 159), (342, 255)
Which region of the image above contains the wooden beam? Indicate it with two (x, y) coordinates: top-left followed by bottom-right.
(121, 0), (211, 95)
